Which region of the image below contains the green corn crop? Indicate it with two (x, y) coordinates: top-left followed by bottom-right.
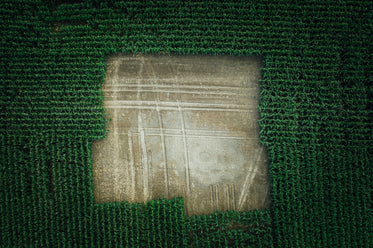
(1, 0), (372, 247)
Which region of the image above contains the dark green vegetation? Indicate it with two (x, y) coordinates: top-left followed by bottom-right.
(1, 0), (372, 247)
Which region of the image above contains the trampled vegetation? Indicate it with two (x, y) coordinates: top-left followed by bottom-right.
(1, 0), (372, 247)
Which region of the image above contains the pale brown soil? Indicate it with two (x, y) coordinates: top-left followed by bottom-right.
(92, 55), (270, 216)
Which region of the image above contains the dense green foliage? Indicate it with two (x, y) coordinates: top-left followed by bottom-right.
(1, 0), (371, 247)
(187, 210), (272, 247)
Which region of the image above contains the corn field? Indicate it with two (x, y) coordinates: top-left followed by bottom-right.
(1, 0), (372, 247)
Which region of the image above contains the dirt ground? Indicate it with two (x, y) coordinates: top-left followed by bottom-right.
(92, 55), (270, 216)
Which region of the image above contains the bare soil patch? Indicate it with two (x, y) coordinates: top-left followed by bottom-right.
(92, 55), (270, 216)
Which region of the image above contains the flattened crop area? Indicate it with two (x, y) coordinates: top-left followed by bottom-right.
(92, 55), (270, 216)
